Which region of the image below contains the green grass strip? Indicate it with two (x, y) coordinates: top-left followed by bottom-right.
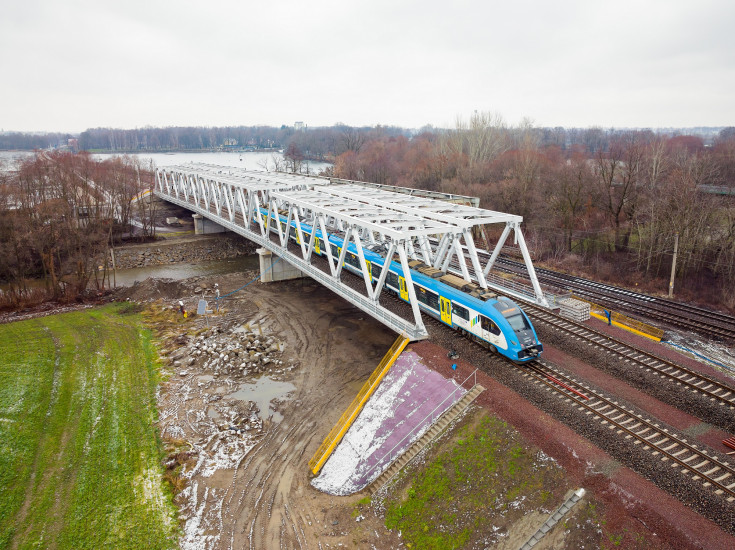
(385, 416), (564, 550)
(0, 304), (177, 549)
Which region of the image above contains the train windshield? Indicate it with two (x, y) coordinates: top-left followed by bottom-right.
(506, 313), (531, 332)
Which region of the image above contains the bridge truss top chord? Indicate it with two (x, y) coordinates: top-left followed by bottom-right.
(155, 164), (548, 340)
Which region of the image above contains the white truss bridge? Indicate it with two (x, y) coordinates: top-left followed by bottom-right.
(154, 163), (549, 340)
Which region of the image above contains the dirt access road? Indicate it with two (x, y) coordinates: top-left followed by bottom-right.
(140, 272), (404, 549)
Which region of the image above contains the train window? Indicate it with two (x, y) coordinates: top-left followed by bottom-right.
(480, 316), (501, 336)
(330, 244), (339, 257)
(413, 285), (426, 304)
(372, 264), (382, 280)
(506, 314), (531, 332)
(348, 253), (362, 269)
(386, 271), (398, 289)
(413, 285), (439, 310)
(452, 304), (470, 321)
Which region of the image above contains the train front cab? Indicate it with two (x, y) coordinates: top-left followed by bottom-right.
(494, 300), (543, 361)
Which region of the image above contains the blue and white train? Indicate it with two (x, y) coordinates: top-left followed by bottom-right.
(265, 212), (543, 363)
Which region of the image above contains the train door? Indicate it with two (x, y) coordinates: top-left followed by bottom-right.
(365, 260), (372, 280)
(439, 296), (452, 325)
(315, 238), (321, 255)
(399, 277), (408, 301)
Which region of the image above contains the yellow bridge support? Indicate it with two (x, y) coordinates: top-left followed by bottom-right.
(308, 335), (409, 475)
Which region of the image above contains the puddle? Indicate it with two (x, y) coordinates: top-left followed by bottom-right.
(206, 407), (222, 421)
(226, 376), (295, 423)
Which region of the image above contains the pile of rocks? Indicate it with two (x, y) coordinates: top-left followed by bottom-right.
(215, 401), (263, 436)
(171, 325), (290, 379)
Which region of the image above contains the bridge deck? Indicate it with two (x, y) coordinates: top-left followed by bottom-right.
(154, 165), (549, 339)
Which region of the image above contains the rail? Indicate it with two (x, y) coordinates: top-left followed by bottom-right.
(308, 335), (409, 475)
(529, 360), (735, 500)
(362, 369), (479, 481)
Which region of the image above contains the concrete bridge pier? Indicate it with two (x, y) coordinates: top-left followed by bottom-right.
(257, 248), (304, 282)
(193, 214), (228, 235)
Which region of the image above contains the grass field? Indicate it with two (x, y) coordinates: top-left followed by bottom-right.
(0, 303), (177, 549)
(384, 414), (566, 549)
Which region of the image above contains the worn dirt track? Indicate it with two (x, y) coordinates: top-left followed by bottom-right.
(222, 281), (395, 549)
(150, 273), (403, 549)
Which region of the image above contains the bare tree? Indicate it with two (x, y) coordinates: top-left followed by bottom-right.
(339, 126), (366, 154)
(547, 148), (594, 253)
(594, 132), (644, 251)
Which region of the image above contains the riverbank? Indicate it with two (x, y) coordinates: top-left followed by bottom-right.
(112, 233), (257, 270)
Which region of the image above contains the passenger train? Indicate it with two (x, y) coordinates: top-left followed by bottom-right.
(262, 211), (543, 363)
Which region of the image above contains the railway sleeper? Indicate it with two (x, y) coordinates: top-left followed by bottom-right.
(693, 459), (711, 469)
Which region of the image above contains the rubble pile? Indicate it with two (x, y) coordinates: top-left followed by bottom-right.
(157, 314), (298, 484)
(168, 323), (291, 379)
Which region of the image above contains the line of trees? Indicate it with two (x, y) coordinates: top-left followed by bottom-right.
(0, 152), (156, 308)
(3, 120), (735, 309)
(0, 132), (74, 151)
(329, 116), (735, 308)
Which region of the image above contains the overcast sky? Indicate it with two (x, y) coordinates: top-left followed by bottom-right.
(1, 0), (734, 133)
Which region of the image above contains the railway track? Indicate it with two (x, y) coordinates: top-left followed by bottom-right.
(495, 255), (735, 341)
(522, 359), (735, 503)
(520, 302), (735, 411)
(424, 314), (735, 516)
(436, 239), (735, 340)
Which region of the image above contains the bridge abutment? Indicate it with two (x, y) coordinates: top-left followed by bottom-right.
(193, 214), (228, 235)
(257, 248), (304, 283)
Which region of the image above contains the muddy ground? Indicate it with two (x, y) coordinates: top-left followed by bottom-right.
(130, 272), (406, 549)
(120, 266), (733, 550)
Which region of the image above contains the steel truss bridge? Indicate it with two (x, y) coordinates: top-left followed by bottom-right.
(155, 164), (549, 340)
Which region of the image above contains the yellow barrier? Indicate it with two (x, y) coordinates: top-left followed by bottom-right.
(572, 294), (664, 342)
(308, 335), (409, 475)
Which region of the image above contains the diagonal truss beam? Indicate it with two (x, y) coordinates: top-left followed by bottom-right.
(154, 168), (429, 339)
(155, 165), (549, 325)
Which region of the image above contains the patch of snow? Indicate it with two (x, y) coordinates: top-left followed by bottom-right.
(312, 351), (466, 495)
(312, 365), (414, 494)
(663, 331), (735, 378)
(508, 495), (526, 509)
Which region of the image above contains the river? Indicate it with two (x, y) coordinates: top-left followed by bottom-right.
(0, 150), (331, 175)
(1, 255), (261, 293)
(111, 255), (261, 287)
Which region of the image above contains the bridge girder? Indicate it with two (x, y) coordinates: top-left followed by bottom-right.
(155, 165), (549, 340)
